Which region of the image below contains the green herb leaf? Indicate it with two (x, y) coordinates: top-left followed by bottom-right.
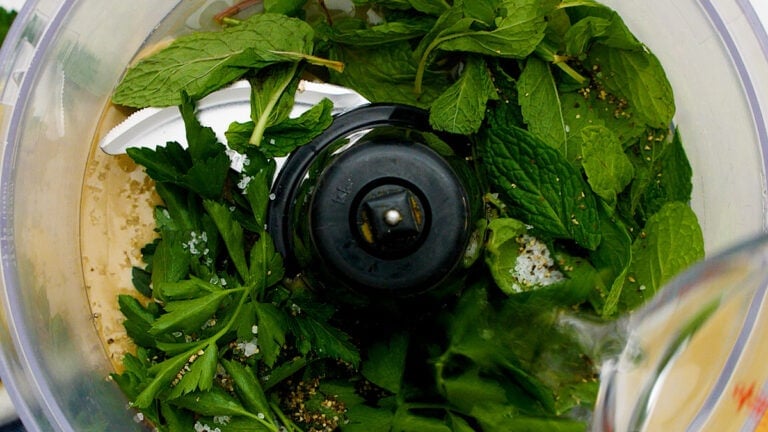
(112, 13), (315, 107)
(391, 409), (451, 432)
(166, 341), (219, 398)
(156, 276), (222, 300)
(204, 200), (249, 281)
(321, 16), (435, 46)
(361, 332), (409, 394)
(342, 403), (394, 432)
(429, 56), (495, 135)
(623, 202), (704, 309)
(222, 359), (275, 424)
(639, 128), (693, 217)
(249, 232), (285, 297)
(260, 98), (335, 157)
(560, 91), (646, 163)
(248, 62), (302, 147)
(329, 41), (449, 108)
(150, 289), (233, 335)
(264, 0), (307, 15)
(586, 44), (675, 129)
(169, 386), (257, 419)
(223, 98), (334, 158)
(118, 295), (159, 348)
(483, 218), (529, 295)
(290, 315), (361, 367)
(589, 205), (632, 317)
(131, 266), (153, 298)
(517, 57), (568, 152)
(580, 125), (634, 204)
(253, 302), (288, 367)
(564, 10), (641, 56)
(134, 344), (205, 408)
(479, 124), (601, 249)
(434, 0), (548, 58)
(150, 231), (191, 301)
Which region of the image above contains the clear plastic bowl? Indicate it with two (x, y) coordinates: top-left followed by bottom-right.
(0, 0), (766, 430)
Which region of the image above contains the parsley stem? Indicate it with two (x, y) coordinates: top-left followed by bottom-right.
(270, 401), (303, 432)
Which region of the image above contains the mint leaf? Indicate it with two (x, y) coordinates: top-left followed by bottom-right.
(560, 91), (646, 163)
(260, 97), (335, 157)
(580, 125), (634, 204)
(264, 0), (306, 15)
(321, 16), (435, 46)
(517, 57), (568, 152)
(248, 62), (302, 147)
(112, 13), (315, 107)
(586, 44), (675, 129)
(483, 218), (529, 295)
(479, 125), (601, 249)
(361, 332), (409, 394)
(589, 205), (632, 317)
(329, 41), (448, 109)
(437, 0), (548, 58)
(429, 56), (495, 135)
(622, 202), (704, 309)
(564, 10), (641, 56)
(639, 128), (693, 216)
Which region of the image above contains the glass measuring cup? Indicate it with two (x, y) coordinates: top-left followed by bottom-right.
(589, 234), (768, 431)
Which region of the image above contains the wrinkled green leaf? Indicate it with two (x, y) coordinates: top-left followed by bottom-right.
(112, 13), (315, 107)
(586, 44), (675, 129)
(361, 332), (409, 394)
(429, 56), (495, 134)
(204, 200), (248, 281)
(479, 125), (601, 249)
(580, 125), (634, 204)
(518, 57), (568, 152)
(623, 202), (704, 309)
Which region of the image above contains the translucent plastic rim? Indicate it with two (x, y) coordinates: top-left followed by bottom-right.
(0, 2), (99, 430)
(0, 1), (765, 431)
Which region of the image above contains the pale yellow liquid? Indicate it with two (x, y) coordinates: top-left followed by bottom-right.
(80, 104), (160, 373)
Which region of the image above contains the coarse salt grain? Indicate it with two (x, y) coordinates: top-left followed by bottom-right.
(509, 234), (564, 292)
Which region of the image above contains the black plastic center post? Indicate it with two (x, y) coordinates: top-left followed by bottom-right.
(267, 104), (478, 297)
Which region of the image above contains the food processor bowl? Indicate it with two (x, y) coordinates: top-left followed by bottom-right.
(0, 0), (764, 431)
